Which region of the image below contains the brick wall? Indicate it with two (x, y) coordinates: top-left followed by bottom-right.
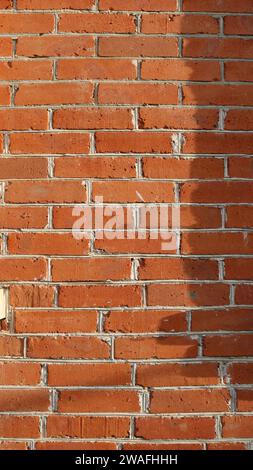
(0, 0), (253, 450)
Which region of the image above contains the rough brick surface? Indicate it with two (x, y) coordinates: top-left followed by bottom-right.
(0, 0), (253, 450)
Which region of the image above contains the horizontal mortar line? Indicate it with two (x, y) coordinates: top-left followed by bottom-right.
(1, 56), (253, 62)
(1, 358), (253, 364)
(3, 33), (253, 39)
(4, 304), (253, 311)
(0, 384), (241, 394)
(2, 331), (253, 337)
(2, 80), (253, 86)
(1, 153), (252, 158)
(1, 10), (253, 16)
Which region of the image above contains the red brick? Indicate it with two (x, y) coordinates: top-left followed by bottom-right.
(0, 416), (39, 438)
(181, 181), (253, 203)
(93, 181), (174, 203)
(141, 59), (220, 81)
(47, 416), (130, 438)
(8, 233), (88, 255)
(139, 108), (218, 130)
(137, 362), (220, 387)
(10, 132), (90, 154)
(15, 83), (93, 105)
(148, 283), (229, 307)
(0, 109), (48, 131)
(0, 258), (46, 281)
(183, 38), (253, 59)
(0, 0), (12, 8)
(150, 389), (230, 413)
(192, 309), (253, 331)
(9, 285), (55, 308)
(183, 133), (253, 154)
(0, 37), (12, 56)
(58, 58), (136, 80)
(226, 206), (253, 229)
(0, 362), (40, 386)
(5, 181), (86, 203)
(227, 363), (253, 384)
(54, 205), (134, 229)
(225, 110), (253, 131)
(183, 0), (253, 12)
(0, 336), (23, 357)
(17, 36), (95, 57)
(0, 207), (47, 229)
(55, 157), (136, 178)
(99, 36), (178, 57)
(53, 108), (133, 130)
(225, 61), (253, 82)
(0, 389), (49, 411)
(229, 158), (253, 178)
(115, 336), (198, 359)
(48, 363), (131, 386)
(14, 310), (97, 333)
(237, 390), (253, 412)
(183, 84), (253, 106)
(0, 442), (28, 450)
(204, 335), (253, 357)
(224, 16), (253, 35)
(99, 83), (177, 105)
(0, 85), (10, 105)
(235, 285), (253, 305)
(59, 13), (135, 33)
(180, 206), (221, 229)
(225, 259), (253, 280)
(136, 417), (215, 440)
(94, 235), (177, 255)
(52, 258), (131, 281)
(17, 0), (95, 8)
(95, 132), (172, 153)
(0, 157), (47, 178)
(27, 336), (110, 359)
(36, 442), (116, 450)
(58, 285), (141, 308)
(141, 13), (218, 34)
(182, 232), (253, 255)
(0, 60), (52, 80)
(142, 156), (223, 178)
(123, 443), (203, 450)
(222, 416), (253, 438)
(207, 443), (246, 450)
(104, 310), (187, 333)
(99, 0), (177, 10)
(58, 390), (140, 413)
(0, 13), (54, 33)
(139, 258), (219, 280)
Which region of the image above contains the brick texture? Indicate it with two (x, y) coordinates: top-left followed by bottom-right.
(0, 0), (252, 451)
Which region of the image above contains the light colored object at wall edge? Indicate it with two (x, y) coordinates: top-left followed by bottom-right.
(0, 288), (8, 320)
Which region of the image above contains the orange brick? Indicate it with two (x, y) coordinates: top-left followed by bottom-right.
(17, 36), (95, 57)
(52, 258), (131, 281)
(59, 12), (135, 33)
(104, 310), (187, 333)
(8, 233), (88, 255)
(58, 390), (140, 413)
(48, 363), (131, 386)
(9, 132), (90, 154)
(15, 83), (93, 105)
(14, 310), (97, 334)
(53, 108), (133, 130)
(27, 336), (110, 359)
